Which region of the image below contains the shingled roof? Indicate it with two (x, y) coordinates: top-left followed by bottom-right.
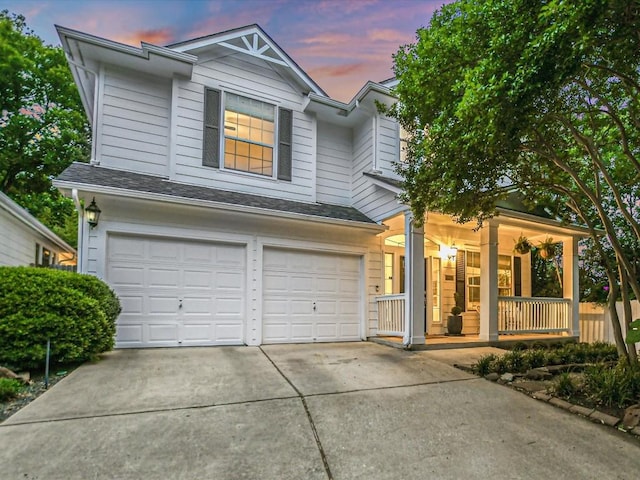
(56, 163), (377, 225)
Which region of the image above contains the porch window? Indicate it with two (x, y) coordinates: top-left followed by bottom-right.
(466, 251), (480, 310)
(202, 88), (292, 180)
(498, 254), (512, 296)
(384, 253), (394, 294)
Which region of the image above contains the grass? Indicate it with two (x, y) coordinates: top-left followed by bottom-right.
(0, 378), (24, 402)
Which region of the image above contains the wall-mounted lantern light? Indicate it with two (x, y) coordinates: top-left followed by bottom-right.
(85, 197), (101, 229)
(440, 244), (458, 261)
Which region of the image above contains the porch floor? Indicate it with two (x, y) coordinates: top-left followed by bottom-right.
(371, 333), (573, 351)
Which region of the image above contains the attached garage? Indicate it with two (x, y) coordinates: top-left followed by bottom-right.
(262, 248), (362, 343)
(107, 234), (246, 347)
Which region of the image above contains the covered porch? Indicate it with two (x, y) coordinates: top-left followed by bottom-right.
(374, 208), (585, 347)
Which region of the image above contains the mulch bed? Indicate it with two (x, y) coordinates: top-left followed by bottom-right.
(1, 370), (71, 423)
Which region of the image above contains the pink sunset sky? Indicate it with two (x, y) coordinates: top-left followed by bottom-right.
(6, 0), (450, 102)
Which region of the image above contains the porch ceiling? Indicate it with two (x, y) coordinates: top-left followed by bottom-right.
(380, 209), (585, 250)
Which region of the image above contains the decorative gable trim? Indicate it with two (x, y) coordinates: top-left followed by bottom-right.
(168, 24), (326, 96)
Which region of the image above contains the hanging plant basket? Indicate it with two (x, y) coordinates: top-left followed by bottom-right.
(513, 234), (532, 255)
(538, 237), (556, 259)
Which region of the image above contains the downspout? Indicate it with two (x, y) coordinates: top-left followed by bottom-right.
(71, 189), (84, 273)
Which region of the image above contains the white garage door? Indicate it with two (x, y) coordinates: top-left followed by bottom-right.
(107, 235), (246, 347)
(262, 248), (362, 343)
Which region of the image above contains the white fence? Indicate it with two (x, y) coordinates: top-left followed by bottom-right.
(498, 297), (571, 334)
(376, 294), (406, 336)
(579, 301), (640, 348)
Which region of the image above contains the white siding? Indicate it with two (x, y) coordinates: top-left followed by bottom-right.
(0, 207), (69, 267)
(376, 115), (401, 179)
(316, 121), (352, 205)
(82, 196), (382, 345)
(172, 53), (316, 202)
(98, 67), (171, 176)
(352, 119), (406, 222)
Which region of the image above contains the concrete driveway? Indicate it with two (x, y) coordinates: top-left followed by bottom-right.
(0, 343), (638, 479)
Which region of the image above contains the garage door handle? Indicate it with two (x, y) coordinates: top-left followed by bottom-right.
(179, 299), (183, 309)
(313, 302), (316, 311)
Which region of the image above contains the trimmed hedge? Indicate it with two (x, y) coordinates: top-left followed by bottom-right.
(0, 267), (121, 370)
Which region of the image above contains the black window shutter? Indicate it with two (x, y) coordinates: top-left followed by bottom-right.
(514, 256), (522, 297)
(277, 108), (292, 181)
(202, 88), (220, 168)
(455, 250), (466, 311)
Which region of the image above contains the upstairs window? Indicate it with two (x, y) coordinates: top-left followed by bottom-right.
(224, 93), (275, 176)
(203, 88), (292, 181)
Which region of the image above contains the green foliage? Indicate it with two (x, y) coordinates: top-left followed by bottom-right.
(387, 0), (640, 361)
(0, 11), (89, 246)
(626, 319), (640, 345)
(0, 378), (23, 401)
(474, 354), (496, 376)
(502, 350), (526, 373)
(583, 362), (640, 408)
(522, 349), (547, 370)
(552, 373), (578, 399)
(0, 267), (120, 370)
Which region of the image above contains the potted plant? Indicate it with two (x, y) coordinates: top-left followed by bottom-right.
(537, 236), (556, 259)
(513, 234), (532, 255)
(447, 305), (464, 336)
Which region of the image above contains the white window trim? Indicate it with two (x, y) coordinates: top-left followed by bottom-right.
(220, 90), (278, 179)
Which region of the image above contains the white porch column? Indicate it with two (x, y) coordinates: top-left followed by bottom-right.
(563, 236), (580, 337)
(404, 211), (425, 346)
(479, 220), (499, 341)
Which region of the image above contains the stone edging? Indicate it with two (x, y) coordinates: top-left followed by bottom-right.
(454, 363), (640, 438)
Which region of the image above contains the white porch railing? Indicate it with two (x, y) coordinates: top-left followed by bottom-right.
(376, 294), (406, 336)
(498, 296), (571, 334)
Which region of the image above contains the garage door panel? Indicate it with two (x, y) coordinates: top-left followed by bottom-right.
(262, 248), (362, 344)
(148, 295), (179, 314)
(109, 237), (145, 261)
(119, 295), (143, 313)
(291, 322), (314, 340)
(148, 240), (180, 262)
(148, 268), (180, 287)
(109, 266), (145, 287)
(183, 270), (212, 288)
(147, 323), (179, 343)
(116, 324), (143, 344)
(215, 271), (244, 290)
(291, 300), (312, 314)
(214, 323), (243, 342)
(215, 297), (244, 315)
(108, 235), (246, 348)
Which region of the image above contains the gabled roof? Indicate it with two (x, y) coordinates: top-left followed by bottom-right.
(168, 24), (326, 97)
(55, 163), (382, 230)
(57, 25), (196, 123)
(0, 191), (76, 254)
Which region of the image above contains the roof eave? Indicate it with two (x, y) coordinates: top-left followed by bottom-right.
(0, 192), (76, 253)
(54, 180), (384, 233)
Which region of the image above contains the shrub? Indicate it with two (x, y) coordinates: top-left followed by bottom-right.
(583, 362), (640, 408)
(511, 342), (528, 351)
(522, 349), (547, 370)
(552, 373), (578, 398)
(474, 354), (496, 376)
(502, 350), (526, 373)
(0, 267), (120, 370)
(586, 342), (618, 363)
(491, 355), (509, 374)
(0, 378), (23, 401)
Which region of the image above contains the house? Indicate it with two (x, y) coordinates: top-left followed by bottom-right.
(54, 24), (587, 349)
(0, 191), (76, 268)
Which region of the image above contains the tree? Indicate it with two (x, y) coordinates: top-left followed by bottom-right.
(387, 0), (640, 362)
(0, 11), (90, 246)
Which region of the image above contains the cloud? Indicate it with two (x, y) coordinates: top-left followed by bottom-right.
(367, 28), (411, 44)
(300, 33), (354, 45)
(111, 28), (175, 46)
(308, 62), (368, 78)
